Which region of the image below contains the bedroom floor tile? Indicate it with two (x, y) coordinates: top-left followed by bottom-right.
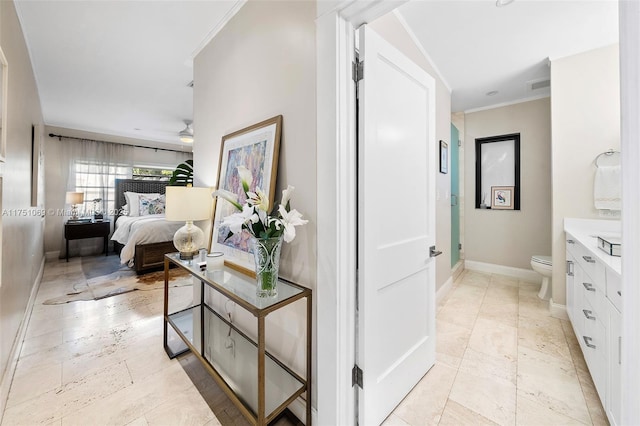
(5, 258), (605, 426)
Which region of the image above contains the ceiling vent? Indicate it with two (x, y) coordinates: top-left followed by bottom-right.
(526, 78), (550, 93)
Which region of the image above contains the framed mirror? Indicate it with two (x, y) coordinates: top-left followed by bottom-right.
(475, 133), (520, 210)
(0, 46), (7, 162)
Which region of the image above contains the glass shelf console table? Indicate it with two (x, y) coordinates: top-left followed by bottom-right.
(163, 253), (312, 425)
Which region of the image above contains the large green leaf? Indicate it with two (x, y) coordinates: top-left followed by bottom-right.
(169, 159), (193, 186)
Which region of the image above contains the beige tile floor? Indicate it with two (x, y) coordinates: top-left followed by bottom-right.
(2, 259), (607, 425)
(384, 270), (608, 426)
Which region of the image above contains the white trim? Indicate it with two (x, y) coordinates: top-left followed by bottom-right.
(549, 298), (569, 320)
(465, 260), (540, 283)
(0, 257), (45, 423)
(45, 250), (60, 261)
(451, 259), (464, 282)
(316, 11), (357, 426)
(620, 2), (640, 424)
(189, 0), (247, 61)
(392, 10), (452, 93)
(436, 276), (454, 306)
(288, 396), (318, 426)
(463, 94), (550, 114)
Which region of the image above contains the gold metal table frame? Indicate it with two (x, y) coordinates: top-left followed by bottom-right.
(163, 253), (312, 425)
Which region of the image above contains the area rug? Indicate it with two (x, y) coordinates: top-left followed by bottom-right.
(43, 267), (193, 305)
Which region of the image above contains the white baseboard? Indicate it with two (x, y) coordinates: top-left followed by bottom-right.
(549, 298), (569, 320)
(436, 276), (454, 306)
(0, 256), (45, 423)
(45, 250), (60, 261)
(451, 260), (464, 282)
(288, 395), (317, 425)
(465, 260), (540, 283)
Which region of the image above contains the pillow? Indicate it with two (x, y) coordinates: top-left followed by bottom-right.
(121, 204), (129, 216)
(139, 194), (165, 216)
(124, 192), (161, 216)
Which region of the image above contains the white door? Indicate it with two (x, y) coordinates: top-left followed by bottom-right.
(357, 25), (437, 425)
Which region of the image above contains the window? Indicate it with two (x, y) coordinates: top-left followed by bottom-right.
(74, 161), (130, 216)
(132, 166), (173, 181)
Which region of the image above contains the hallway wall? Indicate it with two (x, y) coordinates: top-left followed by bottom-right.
(0, 0), (46, 416)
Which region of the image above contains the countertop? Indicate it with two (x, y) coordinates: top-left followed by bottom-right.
(564, 218), (621, 276)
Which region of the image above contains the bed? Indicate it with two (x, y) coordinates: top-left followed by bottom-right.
(112, 179), (181, 273)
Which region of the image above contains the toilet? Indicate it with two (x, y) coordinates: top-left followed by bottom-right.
(531, 255), (552, 300)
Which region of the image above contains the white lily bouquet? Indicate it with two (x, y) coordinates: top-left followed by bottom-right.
(213, 166), (308, 296)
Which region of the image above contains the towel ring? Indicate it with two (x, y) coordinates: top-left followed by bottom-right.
(595, 149), (620, 167)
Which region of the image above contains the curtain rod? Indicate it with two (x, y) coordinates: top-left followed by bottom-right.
(48, 132), (191, 154)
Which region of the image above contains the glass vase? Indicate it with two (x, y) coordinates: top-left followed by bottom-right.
(250, 236), (283, 297)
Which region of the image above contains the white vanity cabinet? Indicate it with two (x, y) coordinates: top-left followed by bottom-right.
(564, 219), (622, 426)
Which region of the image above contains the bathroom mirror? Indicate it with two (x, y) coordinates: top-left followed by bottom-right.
(0, 46), (7, 162)
(475, 133), (520, 210)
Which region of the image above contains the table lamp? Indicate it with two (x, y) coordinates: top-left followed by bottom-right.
(65, 191), (84, 220)
(165, 186), (212, 260)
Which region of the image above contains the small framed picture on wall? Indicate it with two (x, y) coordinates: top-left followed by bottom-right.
(439, 140), (448, 174)
(491, 186), (515, 210)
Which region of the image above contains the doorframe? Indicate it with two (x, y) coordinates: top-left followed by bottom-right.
(620, 1), (640, 424)
(316, 2), (407, 425)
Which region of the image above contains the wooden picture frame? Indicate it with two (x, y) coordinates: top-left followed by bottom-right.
(209, 115), (282, 276)
(439, 140), (448, 174)
(0, 46), (8, 162)
(491, 186), (515, 210)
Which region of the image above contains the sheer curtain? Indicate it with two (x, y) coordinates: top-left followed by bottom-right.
(59, 139), (134, 258)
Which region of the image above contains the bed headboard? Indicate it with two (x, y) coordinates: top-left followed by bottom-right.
(114, 179), (170, 219)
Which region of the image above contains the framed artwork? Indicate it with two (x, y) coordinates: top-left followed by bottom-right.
(209, 115), (282, 276)
(0, 46), (7, 162)
(439, 140), (448, 174)
(491, 186), (515, 210)
(31, 124), (44, 207)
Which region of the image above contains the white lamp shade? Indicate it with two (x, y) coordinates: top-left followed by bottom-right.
(165, 186), (211, 221)
(65, 191), (84, 204)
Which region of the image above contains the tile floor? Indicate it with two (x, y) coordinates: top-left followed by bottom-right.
(384, 270), (607, 426)
(2, 258), (607, 425)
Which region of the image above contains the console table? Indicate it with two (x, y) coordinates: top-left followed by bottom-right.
(64, 220), (110, 261)
(163, 253), (312, 425)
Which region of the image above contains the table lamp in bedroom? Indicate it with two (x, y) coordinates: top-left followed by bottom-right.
(65, 191), (84, 221)
(165, 186), (212, 260)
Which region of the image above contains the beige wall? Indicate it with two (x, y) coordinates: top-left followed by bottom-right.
(452, 112), (465, 262)
(464, 98), (552, 270)
(550, 44), (620, 304)
(369, 12), (453, 290)
(192, 0), (316, 409)
(0, 0), (45, 414)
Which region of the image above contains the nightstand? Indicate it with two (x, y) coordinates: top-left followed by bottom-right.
(64, 220), (111, 262)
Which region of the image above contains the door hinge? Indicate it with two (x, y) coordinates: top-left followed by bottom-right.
(352, 60), (364, 82)
(458, 243), (462, 250)
(352, 364), (363, 388)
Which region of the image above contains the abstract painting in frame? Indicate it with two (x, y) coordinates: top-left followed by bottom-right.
(209, 115), (282, 276)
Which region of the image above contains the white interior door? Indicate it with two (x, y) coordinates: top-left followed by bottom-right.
(357, 25), (437, 426)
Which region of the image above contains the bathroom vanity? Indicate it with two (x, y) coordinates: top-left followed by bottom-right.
(564, 218), (621, 426)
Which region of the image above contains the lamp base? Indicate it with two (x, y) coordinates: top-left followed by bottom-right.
(173, 221), (205, 261)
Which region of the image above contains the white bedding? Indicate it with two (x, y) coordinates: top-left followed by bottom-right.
(112, 214), (181, 265)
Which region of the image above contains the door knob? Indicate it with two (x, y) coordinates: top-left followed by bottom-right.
(430, 246), (442, 257)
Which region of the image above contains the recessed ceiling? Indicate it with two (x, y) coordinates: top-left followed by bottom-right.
(15, 0), (243, 145)
(396, 0), (619, 112)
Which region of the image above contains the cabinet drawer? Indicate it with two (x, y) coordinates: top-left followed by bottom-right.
(579, 303), (607, 399)
(578, 275), (605, 320)
(607, 269), (622, 312)
(566, 234), (580, 257)
(574, 243), (605, 292)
